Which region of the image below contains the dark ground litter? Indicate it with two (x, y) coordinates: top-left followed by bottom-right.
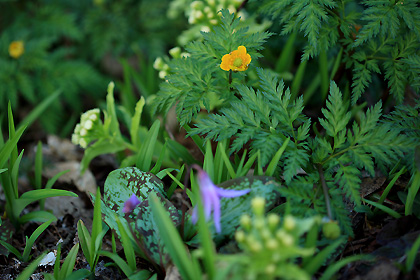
(1, 137), (420, 280)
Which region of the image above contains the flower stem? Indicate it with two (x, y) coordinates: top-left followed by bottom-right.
(317, 164), (333, 220)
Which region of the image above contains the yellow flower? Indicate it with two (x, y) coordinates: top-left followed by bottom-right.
(9, 41), (24, 59)
(220, 46), (251, 72)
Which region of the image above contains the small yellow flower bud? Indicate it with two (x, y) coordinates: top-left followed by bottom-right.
(251, 197), (265, 216)
(249, 241), (262, 253)
(265, 264), (276, 274)
(9, 41), (24, 59)
(260, 228), (271, 240)
(276, 230), (294, 246)
(240, 214), (251, 230)
(191, 1), (203, 10)
(235, 230), (246, 243)
(207, 0), (215, 7)
(204, 6), (212, 14)
(266, 239), (278, 250)
(194, 10), (204, 20)
(209, 19), (218, 25)
(200, 25), (211, 33)
(283, 215), (296, 231)
(181, 52), (191, 58)
(322, 221), (341, 240)
(227, 4), (236, 13)
(153, 57), (164, 70)
(267, 214), (280, 230)
(254, 217), (265, 230)
(169, 47), (181, 59)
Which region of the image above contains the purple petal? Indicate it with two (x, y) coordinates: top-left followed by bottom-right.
(215, 187), (251, 198)
(211, 192), (222, 233)
(201, 190), (212, 220)
(191, 207), (198, 224)
(123, 194), (141, 214)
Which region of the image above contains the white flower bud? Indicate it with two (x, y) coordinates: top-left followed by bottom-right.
(240, 214), (251, 230)
(284, 215), (296, 231)
(153, 57), (164, 70)
(265, 264), (276, 274)
(191, 1), (203, 10)
(200, 25), (211, 33)
(84, 120), (93, 130)
(80, 128), (88, 136)
(159, 70), (167, 79)
(169, 47), (181, 59)
(235, 230), (245, 243)
(251, 197), (265, 216)
(79, 138), (88, 148)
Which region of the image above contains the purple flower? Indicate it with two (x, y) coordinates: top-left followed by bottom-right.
(123, 194), (141, 214)
(192, 166), (251, 233)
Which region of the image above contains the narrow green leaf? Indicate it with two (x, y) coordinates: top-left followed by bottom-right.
(14, 189), (77, 217)
(23, 219), (54, 262)
(17, 90), (61, 130)
(265, 138), (290, 176)
(406, 172), (420, 216)
(150, 141), (167, 174)
(406, 233), (420, 272)
(149, 192), (201, 280)
(304, 237), (345, 275)
(130, 97), (146, 147)
(59, 243), (80, 279)
(77, 220), (92, 265)
(64, 269), (91, 280)
(320, 254), (370, 280)
(0, 125), (26, 169)
(91, 188), (102, 265)
(218, 142), (236, 179)
(35, 141), (43, 190)
(99, 251), (134, 278)
(0, 240), (22, 259)
(19, 210), (57, 224)
(195, 188), (216, 279)
(136, 119), (160, 171)
(16, 253), (47, 280)
(364, 198), (402, 219)
(116, 217), (136, 271)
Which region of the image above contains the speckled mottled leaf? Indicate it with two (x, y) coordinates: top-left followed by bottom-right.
(96, 167), (180, 266)
(216, 176), (281, 243)
(135, 192), (180, 264)
(0, 220), (14, 256)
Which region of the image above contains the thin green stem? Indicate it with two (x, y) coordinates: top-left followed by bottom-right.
(317, 164), (333, 220)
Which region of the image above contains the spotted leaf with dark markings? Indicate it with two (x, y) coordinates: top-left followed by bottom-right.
(93, 167), (180, 266)
(135, 192), (180, 264)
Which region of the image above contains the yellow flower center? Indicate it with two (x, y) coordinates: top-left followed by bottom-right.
(233, 57), (243, 67)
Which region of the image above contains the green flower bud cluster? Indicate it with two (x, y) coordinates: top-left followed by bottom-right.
(188, 0), (245, 27)
(71, 108), (103, 148)
(153, 47), (190, 79)
(322, 219), (341, 240)
(235, 197), (316, 279)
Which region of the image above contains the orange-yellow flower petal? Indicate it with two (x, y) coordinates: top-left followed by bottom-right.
(220, 46), (251, 72)
(220, 54), (232, 71)
(9, 41), (24, 59)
